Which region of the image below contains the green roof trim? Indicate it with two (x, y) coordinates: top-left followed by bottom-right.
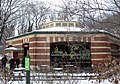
(7, 31), (120, 41)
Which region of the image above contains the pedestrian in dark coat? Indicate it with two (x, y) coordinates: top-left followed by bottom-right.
(22, 57), (25, 68)
(16, 57), (20, 68)
(9, 57), (15, 70)
(1, 55), (8, 69)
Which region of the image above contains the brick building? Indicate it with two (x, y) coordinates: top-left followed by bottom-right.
(6, 21), (120, 69)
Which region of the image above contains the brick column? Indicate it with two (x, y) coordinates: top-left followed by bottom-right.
(91, 35), (111, 65)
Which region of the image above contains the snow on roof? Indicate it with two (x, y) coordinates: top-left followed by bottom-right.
(33, 27), (88, 32)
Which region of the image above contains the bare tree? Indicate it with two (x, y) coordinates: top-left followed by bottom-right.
(92, 56), (120, 84)
(0, 0), (28, 41)
(16, 1), (50, 35)
(61, 0), (120, 36)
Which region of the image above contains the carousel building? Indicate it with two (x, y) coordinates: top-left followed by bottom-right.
(6, 21), (120, 69)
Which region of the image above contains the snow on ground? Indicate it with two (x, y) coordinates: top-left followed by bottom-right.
(0, 68), (118, 84)
(1, 72), (115, 84)
(7, 79), (113, 84)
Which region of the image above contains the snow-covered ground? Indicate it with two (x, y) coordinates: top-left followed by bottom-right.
(7, 79), (113, 84)
(0, 68), (119, 84)
(0, 71), (117, 84)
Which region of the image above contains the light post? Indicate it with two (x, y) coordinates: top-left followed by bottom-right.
(25, 55), (30, 84)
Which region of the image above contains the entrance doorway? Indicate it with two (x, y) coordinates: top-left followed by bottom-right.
(13, 52), (18, 60)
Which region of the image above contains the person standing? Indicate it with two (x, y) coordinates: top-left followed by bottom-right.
(22, 57), (25, 68)
(1, 55), (8, 69)
(9, 57), (14, 70)
(16, 57), (20, 68)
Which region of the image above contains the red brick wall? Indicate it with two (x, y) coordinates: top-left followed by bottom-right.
(91, 36), (111, 65)
(6, 34), (116, 67)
